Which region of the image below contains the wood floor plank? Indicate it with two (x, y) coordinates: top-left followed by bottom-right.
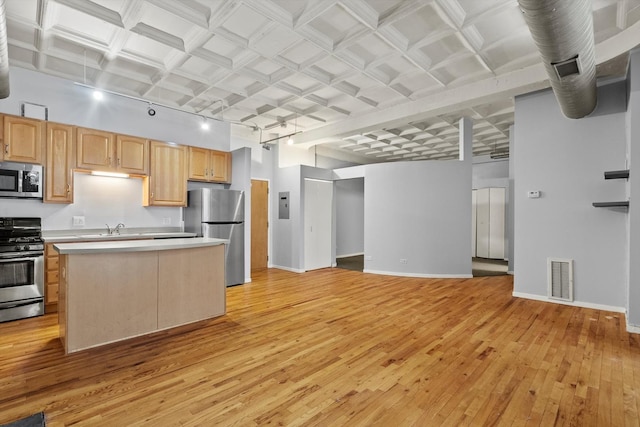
(0, 269), (639, 426)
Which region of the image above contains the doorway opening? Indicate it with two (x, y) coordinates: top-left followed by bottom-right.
(472, 187), (508, 277)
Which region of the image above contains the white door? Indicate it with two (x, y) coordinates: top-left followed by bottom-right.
(476, 188), (490, 258)
(304, 179), (333, 271)
(489, 187), (506, 259)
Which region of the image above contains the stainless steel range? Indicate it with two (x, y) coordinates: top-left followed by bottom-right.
(0, 217), (44, 322)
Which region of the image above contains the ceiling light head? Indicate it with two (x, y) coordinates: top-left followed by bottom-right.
(287, 136), (294, 145)
(262, 144), (271, 151)
(147, 104), (156, 116)
(93, 90), (104, 101)
(200, 117), (210, 130)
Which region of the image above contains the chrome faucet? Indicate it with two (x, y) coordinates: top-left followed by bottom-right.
(105, 223), (125, 235)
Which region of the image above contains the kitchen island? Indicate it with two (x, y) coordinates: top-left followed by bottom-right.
(54, 238), (227, 354)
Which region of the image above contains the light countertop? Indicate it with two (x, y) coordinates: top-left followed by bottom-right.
(54, 237), (228, 255)
(42, 230), (196, 243)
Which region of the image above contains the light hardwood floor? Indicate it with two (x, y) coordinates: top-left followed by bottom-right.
(1, 269), (639, 426)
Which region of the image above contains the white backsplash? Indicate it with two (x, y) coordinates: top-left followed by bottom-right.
(0, 172), (182, 230)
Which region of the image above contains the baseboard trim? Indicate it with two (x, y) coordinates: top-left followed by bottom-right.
(512, 292), (625, 313)
(244, 277), (252, 283)
(336, 252), (364, 259)
(627, 324), (640, 334)
(507, 270), (514, 275)
(271, 265), (305, 274)
(364, 269), (473, 279)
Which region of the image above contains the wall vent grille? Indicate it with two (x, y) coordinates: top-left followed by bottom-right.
(548, 258), (573, 301)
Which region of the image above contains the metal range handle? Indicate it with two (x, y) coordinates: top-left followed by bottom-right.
(0, 254), (43, 262)
(0, 298), (42, 310)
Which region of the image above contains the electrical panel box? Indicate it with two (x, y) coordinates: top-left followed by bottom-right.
(279, 192), (290, 219)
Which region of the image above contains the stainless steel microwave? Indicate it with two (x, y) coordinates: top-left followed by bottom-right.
(0, 162), (43, 199)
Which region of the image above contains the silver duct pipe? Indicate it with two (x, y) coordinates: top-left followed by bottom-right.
(0, 0), (9, 99)
(518, 0), (596, 119)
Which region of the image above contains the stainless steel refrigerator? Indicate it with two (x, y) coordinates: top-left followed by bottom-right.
(184, 189), (245, 286)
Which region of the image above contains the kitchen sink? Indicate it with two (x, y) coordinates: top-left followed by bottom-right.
(76, 232), (171, 238)
(77, 233), (138, 238)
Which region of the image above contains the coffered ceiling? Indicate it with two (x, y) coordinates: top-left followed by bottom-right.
(4, 0), (640, 163)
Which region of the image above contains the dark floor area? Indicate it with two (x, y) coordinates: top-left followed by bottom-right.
(336, 255), (364, 272)
(336, 255), (508, 277)
(472, 257), (509, 277)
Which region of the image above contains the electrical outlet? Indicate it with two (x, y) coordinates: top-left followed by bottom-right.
(400, 258), (407, 264)
(162, 217), (171, 225)
(527, 190), (541, 198)
(72, 216), (85, 226)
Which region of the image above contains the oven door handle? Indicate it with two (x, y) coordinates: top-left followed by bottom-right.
(0, 254), (43, 261)
(0, 298), (42, 310)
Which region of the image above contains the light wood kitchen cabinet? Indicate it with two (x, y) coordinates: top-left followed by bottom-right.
(144, 140), (187, 206)
(210, 150), (231, 182)
(76, 128), (149, 175)
(45, 243), (60, 311)
(45, 122), (74, 203)
(116, 134), (148, 175)
(187, 146), (231, 183)
(2, 115), (43, 164)
(76, 127), (114, 170)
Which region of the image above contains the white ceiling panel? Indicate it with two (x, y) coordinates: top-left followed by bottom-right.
(3, 0), (636, 163)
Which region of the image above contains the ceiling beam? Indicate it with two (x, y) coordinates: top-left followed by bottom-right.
(293, 62), (548, 146)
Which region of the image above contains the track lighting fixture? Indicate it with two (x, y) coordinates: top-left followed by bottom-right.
(92, 90), (103, 100)
(201, 116), (210, 131)
(147, 104), (156, 116)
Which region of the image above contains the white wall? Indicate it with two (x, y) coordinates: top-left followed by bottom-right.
(335, 178), (364, 258)
(364, 158), (473, 277)
(271, 165), (302, 271)
(473, 156), (509, 188)
(279, 142), (314, 168)
(508, 125), (515, 273)
(627, 49), (640, 328)
(0, 67), (230, 150)
(513, 81), (628, 310)
(230, 147), (252, 282)
(0, 173), (180, 230)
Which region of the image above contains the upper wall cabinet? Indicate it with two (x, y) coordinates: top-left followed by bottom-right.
(116, 134), (148, 175)
(144, 141), (187, 207)
(76, 127), (114, 171)
(76, 127), (148, 175)
(188, 147), (231, 184)
(2, 115), (44, 164)
(45, 122), (75, 204)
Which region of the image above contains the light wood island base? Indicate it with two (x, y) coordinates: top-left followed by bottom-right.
(57, 242), (225, 353)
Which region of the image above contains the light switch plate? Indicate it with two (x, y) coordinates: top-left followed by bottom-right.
(72, 216), (85, 226)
